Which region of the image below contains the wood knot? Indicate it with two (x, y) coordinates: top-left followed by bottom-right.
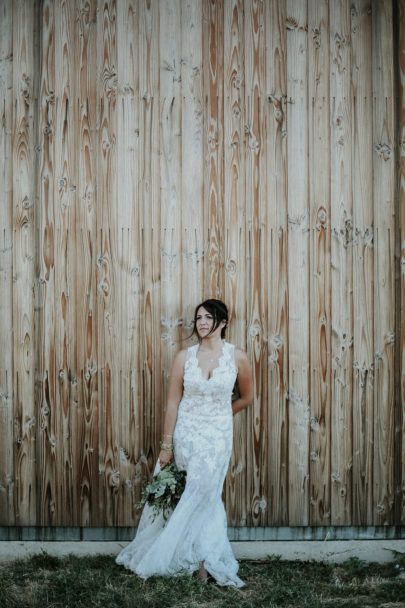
(375, 142), (392, 161)
(22, 196), (32, 209)
(98, 280), (109, 295)
(316, 207), (328, 230)
(111, 470), (120, 487)
(286, 16), (307, 31)
(233, 75), (242, 89)
(312, 27), (321, 49)
(248, 323), (261, 338)
(225, 259), (236, 276)
(102, 65), (118, 97)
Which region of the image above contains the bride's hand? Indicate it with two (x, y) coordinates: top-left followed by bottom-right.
(159, 448), (173, 468)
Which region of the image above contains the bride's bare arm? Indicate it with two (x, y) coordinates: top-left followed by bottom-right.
(232, 348), (253, 416)
(158, 349), (186, 467)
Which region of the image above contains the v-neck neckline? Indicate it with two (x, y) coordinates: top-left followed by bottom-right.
(195, 341), (226, 381)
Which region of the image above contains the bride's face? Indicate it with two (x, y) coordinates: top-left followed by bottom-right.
(195, 306), (224, 339)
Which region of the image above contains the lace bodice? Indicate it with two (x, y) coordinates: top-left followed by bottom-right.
(180, 341), (237, 413)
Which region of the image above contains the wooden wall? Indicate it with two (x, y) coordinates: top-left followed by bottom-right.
(0, 0), (403, 529)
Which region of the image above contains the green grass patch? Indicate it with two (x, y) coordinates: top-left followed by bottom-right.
(0, 552), (404, 608)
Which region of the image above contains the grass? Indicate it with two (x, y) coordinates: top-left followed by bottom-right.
(0, 552), (405, 608)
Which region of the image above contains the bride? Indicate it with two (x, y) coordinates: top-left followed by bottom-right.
(116, 299), (253, 587)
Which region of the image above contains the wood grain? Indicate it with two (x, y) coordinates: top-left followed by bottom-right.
(203, 0), (224, 299)
(116, 0), (139, 526)
(0, 0), (14, 525)
(330, 0), (353, 525)
(37, 0), (57, 526)
(159, 0), (182, 472)
(351, 0), (374, 525)
(244, 0), (267, 528)
(372, 0), (395, 525)
(53, 0), (77, 525)
(286, 0), (310, 526)
(181, 0), (204, 330)
(0, 0), (402, 529)
(265, 0), (288, 527)
(223, 0), (247, 527)
(138, 0), (160, 497)
(96, 0), (119, 526)
(399, 0), (405, 526)
(75, 0), (99, 526)
(308, 0), (331, 526)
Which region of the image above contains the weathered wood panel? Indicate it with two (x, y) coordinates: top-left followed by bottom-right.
(95, 0), (119, 526)
(0, 0), (14, 525)
(53, 0), (76, 525)
(0, 0), (403, 530)
(244, 0), (267, 528)
(286, 0), (310, 526)
(399, 0), (405, 526)
(330, 0), (353, 525)
(160, 0), (182, 457)
(13, 0), (39, 526)
(138, 0), (160, 497)
(181, 0), (204, 329)
(223, 0), (247, 527)
(308, 0), (331, 527)
(75, 0), (99, 527)
(116, 0), (139, 526)
(351, 0), (374, 526)
(37, 0), (57, 526)
(203, 0), (224, 299)
(265, 0), (288, 527)
(372, 0), (395, 525)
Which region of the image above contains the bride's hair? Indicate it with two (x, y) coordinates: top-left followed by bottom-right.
(192, 299), (229, 341)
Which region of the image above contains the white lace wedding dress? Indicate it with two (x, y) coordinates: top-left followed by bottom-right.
(116, 341), (244, 587)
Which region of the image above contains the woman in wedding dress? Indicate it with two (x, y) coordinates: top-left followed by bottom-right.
(116, 299), (253, 587)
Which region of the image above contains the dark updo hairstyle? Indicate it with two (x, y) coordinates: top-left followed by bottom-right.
(192, 299), (229, 341)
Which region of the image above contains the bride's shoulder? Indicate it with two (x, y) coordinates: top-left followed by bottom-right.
(174, 348), (188, 361)
(170, 348), (189, 375)
(232, 345), (249, 364)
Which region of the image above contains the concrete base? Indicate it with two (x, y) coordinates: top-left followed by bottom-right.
(234, 540), (405, 563)
(0, 540), (404, 563)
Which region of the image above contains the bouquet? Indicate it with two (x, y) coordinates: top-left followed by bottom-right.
(138, 462), (186, 520)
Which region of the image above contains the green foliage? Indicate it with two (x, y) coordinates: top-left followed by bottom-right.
(0, 553), (404, 608)
(139, 463), (187, 520)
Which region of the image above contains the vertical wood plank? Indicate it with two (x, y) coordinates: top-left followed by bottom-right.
(330, 0), (353, 525)
(160, 0), (182, 462)
(138, 0), (160, 490)
(0, 0), (14, 525)
(244, 0), (267, 527)
(37, 0), (57, 526)
(399, 0), (405, 525)
(372, 0), (395, 525)
(96, 0), (119, 526)
(351, 0), (374, 525)
(308, 0), (331, 526)
(116, 0), (139, 525)
(181, 0), (204, 329)
(265, 0), (289, 526)
(13, 0), (38, 526)
(53, 0), (77, 525)
(203, 0), (224, 298)
(223, 0), (247, 527)
(286, 0), (310, 526)
(75, 0), (99, 526)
